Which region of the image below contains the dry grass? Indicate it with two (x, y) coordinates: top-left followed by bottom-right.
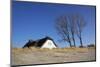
(12, 47), (96, 66)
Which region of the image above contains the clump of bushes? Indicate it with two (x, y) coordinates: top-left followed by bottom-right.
(87, 44), (95, 48)
(79, 46), (86, 48)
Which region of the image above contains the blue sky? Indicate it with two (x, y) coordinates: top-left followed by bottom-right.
(12, 1), (96, 48)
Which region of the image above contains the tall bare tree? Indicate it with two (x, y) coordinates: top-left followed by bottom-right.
(68, 15), (77, 47)
(55, 15), (72, 47)
(75, 14), (86, 47)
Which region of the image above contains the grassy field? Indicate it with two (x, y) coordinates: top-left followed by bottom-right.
(11, 47), (96, 66)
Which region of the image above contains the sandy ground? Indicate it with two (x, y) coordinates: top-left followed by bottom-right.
(11, 47), (96, 66)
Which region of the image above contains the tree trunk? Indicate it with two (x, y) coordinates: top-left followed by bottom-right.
(72, 34), (76, 47)
(67, 35), (72, 47)
(69, 40), (72, 47)
(73, 37), (76, 47)
(80, 36), (83, 47)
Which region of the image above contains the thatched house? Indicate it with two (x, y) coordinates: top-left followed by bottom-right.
(23, 36), (58, 49)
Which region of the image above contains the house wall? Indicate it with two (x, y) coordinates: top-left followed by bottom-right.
(41, 40), (57, 49)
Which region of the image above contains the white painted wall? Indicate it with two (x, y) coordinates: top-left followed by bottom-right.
(41, 40), (57, 49)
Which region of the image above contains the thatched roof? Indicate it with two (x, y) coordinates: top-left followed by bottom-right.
(23, 36), (58, 48)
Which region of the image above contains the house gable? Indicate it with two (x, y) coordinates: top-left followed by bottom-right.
(41, 39), (57, 49)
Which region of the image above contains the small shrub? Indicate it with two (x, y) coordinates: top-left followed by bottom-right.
(87, 44), (95, 47)
(79, 46), (85, 48)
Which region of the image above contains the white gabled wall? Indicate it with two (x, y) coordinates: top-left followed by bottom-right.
(41, 40), (57, 49)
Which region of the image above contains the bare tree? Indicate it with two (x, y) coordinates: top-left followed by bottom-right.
(75, 14), (86, 47)
(55, 15), (72, 47)
(68, 15), (77, 47)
